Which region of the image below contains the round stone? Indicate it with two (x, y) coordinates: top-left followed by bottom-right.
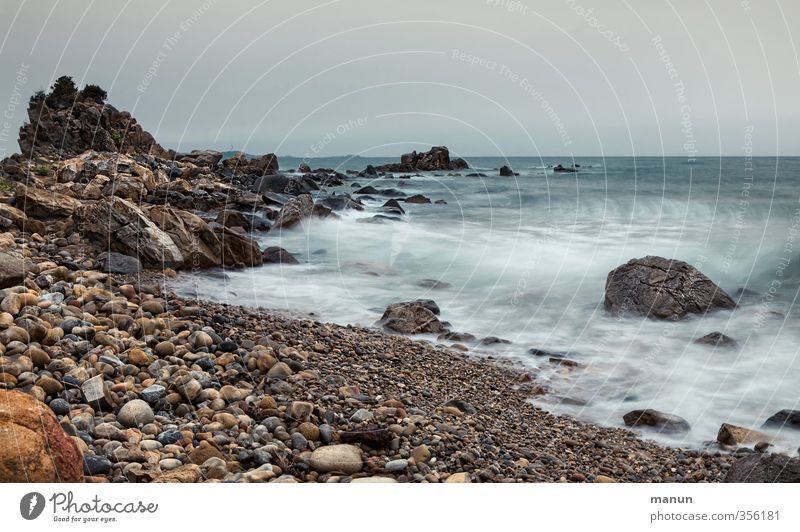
(117, 399), (155, 428)
(308, 444), (363, 474)
(49, 398), (70, 416)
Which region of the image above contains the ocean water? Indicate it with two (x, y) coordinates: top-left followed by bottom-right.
(174, 155), (800, 450)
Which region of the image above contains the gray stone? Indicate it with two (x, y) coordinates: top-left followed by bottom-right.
(308, 444), (363, 474)
(117, 399), (155, 428)
(724, 453), (800, 482)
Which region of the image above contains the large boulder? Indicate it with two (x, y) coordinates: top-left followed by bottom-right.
(15, 185), (81, 219)
(724, 453), (800, 483)
(762, 410), (800, 430)
(0, 251), (25, 289)
(177, 150), (223, 167)
(273, 194), (314, 230)
(717, 423), (772, 446)
(223, 152), (279, 175)
(262, 246), (299, 265)
(75, 196), (183, 268)
(212, 225), (262, 268)
(604, 256), (736, 320)
(379, 301), (445, 334)
(97, 251), (141, 274)
(18, 96), (169, 159)
(0, 390), (84, 482)
(147, 206), (222, 269)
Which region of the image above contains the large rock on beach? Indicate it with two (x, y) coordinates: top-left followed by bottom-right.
(379, 300), (445, 334)
(308, 444), (363, 474)
(724, 453), (800, 483)
(717, 423), (772, 446)
(762, 410), (800, 430)
(16, 185), (81, 219)
(604, 256), (736, 320)
(0, 390), (84, 482)
(273, 194), (314, 230)
(0, 251), (25, 288)
(75, 196), (184, 268)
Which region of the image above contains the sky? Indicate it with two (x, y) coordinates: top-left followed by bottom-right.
(0, 0), (798, 158)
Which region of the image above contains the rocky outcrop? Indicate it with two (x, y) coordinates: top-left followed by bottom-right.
(75, 197), (184, 268)
(147, 206), (221, 269)
(379, 300), (445, 334)
(499, 165), (514, 176)
(724, 453), (800, 482)
(622, 409), (690, 432)
(177, 150), (223, 167)
(604, 256), (736, 320)
(375, 146), (468, 172)
(223, 152), (279, 175)
(18, 96), (168, 159)
(213, 225), (263, 268)
(0, 390), (84, 482)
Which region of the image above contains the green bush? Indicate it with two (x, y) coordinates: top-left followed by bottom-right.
(81, 84), (107, 104)
(45, 75), (78, 108)
(33, 164), (50, 176)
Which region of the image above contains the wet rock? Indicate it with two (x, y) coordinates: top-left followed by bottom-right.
(694, 332), (738, 348)
(499, 165), (514, 176)
(762, 410), (800, 430)
(444, 399), (477, 414)
(309, 444), (363, 474)
(717, 423), (772, 446)
(604, 256), (736, 320)
(379, 301), (445, 334)
(724, 453), (800, 482)
(622, 409), (690, 432)
(262, 247), (299, 265)
(375, 146), (468, 172)
(405, 194), (431, 204)
(0, 390), (83, 482)
(273, 194), (314, 230)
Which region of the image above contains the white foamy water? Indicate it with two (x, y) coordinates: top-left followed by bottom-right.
(173, 156), (800, 451)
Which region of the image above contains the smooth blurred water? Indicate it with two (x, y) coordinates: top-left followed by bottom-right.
(174, 155), (800, 450)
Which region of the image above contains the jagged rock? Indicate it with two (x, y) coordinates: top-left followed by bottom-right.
(273, 194), (314, 230)
(724, 453), (800, 482)
(75, 196), (183, 268)
(215, 210), (251, 230)
(212, 225), (262, 268)
(499, 165), (514, 176)
(262, 247), (299, 265)
(379, 301), (445, 334)
(405, 194), (431, 204)
(223, 152), (279, 175)
(604, 256), (736, 320)
(622, 409), (690, 432)
(18, 96), (168, 158)
(0, 251), (25, 289)
(375, 146), (468, 172)
(177, 150), (222, 167)
(0, 390), (84, 482)
(148, 206), (222, 269)
(16, 185), (81, 219)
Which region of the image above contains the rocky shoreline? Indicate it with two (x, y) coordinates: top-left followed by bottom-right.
(1, 78), (798, 483)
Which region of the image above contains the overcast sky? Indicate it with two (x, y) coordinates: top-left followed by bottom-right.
(1, 0), (798, 158)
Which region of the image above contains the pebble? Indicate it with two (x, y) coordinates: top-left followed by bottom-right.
(117, 399), (155, 428)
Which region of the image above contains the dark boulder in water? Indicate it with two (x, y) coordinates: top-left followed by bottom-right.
(724, 453), (800, 482)
(694, 332), (738, 348)
(355, 185), (380, 195)
(405, 194), (431, 204)
(418, 278), (450, 289)
(604, 256), (736, 320)
(262, 247), (299, 265)
(499, 165), (514, 176)
(622, 409), (690, 432)
(438, 331), (477, 342)
(479, 336), (511, 346)
(762, 410), (800, 430)
(381, 199), (405, 215)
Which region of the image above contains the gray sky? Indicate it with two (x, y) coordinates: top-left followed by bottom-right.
(1, 0), (798, 158)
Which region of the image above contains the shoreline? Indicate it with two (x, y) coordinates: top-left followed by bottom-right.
(105, 270), (736, 483)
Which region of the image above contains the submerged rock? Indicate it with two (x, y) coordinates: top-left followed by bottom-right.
(694, 332), (738, 348)
(604, 256), (736, 320)
(622, 409), (690, 432)
(262, 247), (299, 265)
(762, 410), (800, 430)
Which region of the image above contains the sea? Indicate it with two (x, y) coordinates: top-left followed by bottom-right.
(173, 155), (800, 451)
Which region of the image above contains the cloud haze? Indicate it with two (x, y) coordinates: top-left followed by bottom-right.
(0, 0), (797, 157)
